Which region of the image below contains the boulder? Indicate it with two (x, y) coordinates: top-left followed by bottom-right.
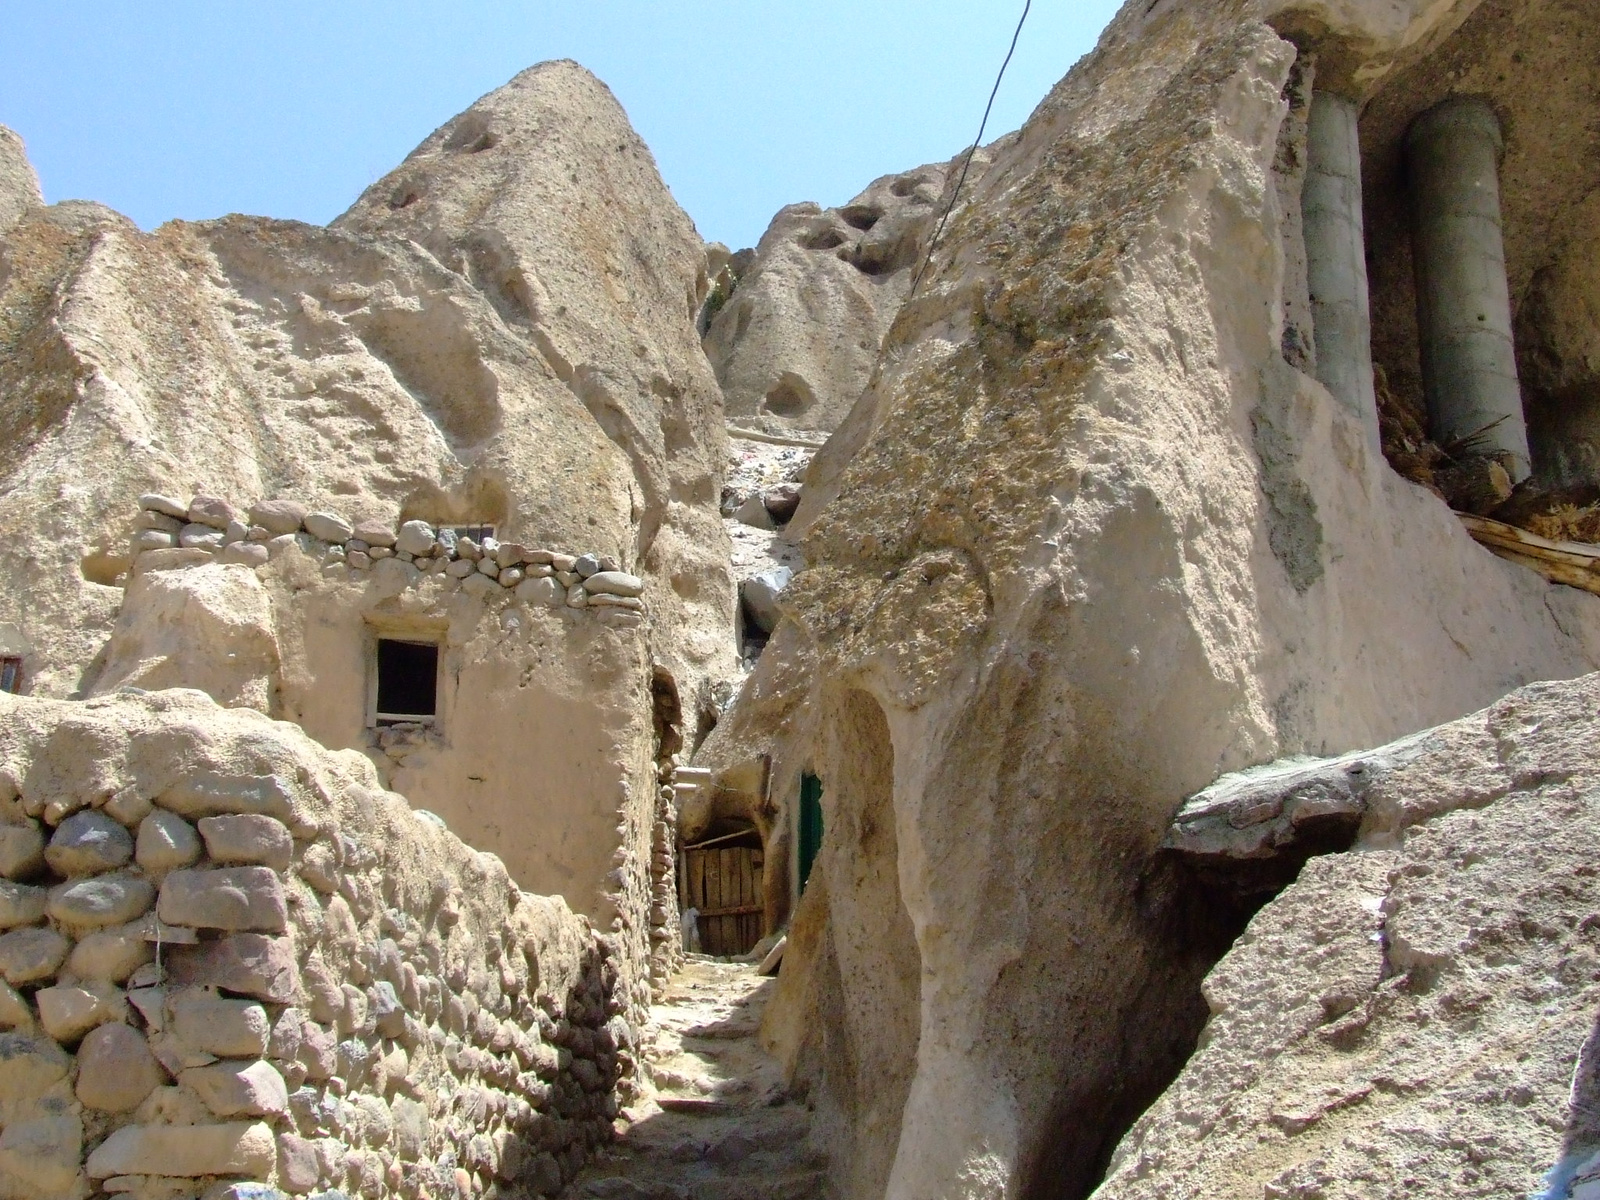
(136, 810), (203, 873)
(302, 512), (353, 543)
(515, 576), (562, 607)
(0, 1113), (83, 1199)
(351, 518), (396, 548)
(187, 496), (237, 530)
(0, 981), (31, 1029)
(166, 934), (300, 1003)
(582, 571), (644, 598)
(64, 927), (152, 983)
(85, 1120), (277, 1179)
(168, 988), (271, 1058)
(0, 824), (44, 880)
(247, 500), (308, 536)
(48, 874), (155, 929)
(739, 567), (792, 635)
(36, 982), (124, 1042)
(158, 866), (287, 933)
(276, 1132), (320, 1194)
(74, 1022), (165, 1111)
(0, 882), (45, 930)
(179, 525), (225, 550)
(733, 494), (776, 531)
(198, 814), (293, 871)
(138, 493), (188, 520)
(44, 810), (134, 876)
(0, 1031), (71, 1100)
(220, 541), (270, 567)
(159, 773), (296, 822)
(182, 1059), (289, 1119)
(762, 483), (803, 524)
(0, 928), (68, 984)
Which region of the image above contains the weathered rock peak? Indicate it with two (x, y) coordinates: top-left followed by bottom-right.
(0, 125), (42, 236)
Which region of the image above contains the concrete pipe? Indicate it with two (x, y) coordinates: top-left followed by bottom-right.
(1304, 91), (1381, 456)
(1406, 97), (1530, 481)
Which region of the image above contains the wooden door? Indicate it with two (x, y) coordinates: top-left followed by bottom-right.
(684, 841), (764, 956)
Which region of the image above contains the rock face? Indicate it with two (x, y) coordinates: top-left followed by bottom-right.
(1100, 673), (1600, 1198)
(0, 126), (41, 237)
(702, 152), (1005, 436)
(716, 1), (1600, 1197)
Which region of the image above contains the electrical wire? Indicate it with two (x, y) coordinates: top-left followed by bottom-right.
(907, 0), (1033, 300)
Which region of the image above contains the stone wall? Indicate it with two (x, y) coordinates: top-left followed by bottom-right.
(123, 492), (648, 628)
(0, 687), (634, 1200)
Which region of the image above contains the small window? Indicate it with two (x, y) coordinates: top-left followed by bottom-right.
(0, 657), (19, 695)
(446, 524), (495, 544)
(373, 639), (439, 726)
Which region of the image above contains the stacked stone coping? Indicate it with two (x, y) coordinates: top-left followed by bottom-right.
(0, 688), (637, 1200)
(127, 493), (649, 630)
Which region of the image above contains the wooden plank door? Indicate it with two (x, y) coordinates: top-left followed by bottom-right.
(685, 844), (765, 956)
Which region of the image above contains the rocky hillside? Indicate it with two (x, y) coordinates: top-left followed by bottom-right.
(2, 0), (1599, 1197)
(0, 61), (732, 707)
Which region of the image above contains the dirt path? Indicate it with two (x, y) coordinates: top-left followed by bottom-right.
(565, 957), (826, 1200)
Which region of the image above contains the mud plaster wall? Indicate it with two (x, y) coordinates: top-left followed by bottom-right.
(91, 537), (669, 1022)
(0, 690), (637, 1200)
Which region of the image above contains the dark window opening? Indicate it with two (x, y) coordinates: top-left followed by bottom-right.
(446, 524), (495, 544)
(375, 639), (439, 725)
(0, 657), (20, 695)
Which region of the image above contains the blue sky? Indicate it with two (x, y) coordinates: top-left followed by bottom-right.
(1, 2), (1121, 251)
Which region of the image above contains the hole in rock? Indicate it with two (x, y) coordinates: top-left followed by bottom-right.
(443, 116), (497, 154)
(800, 227), (848, 252)
(0, 657), (21, 694)
(839, 204), (884, 231)
(80, 551), (129, 586)
(373, 639), (439, 726)
(762, 372), (816, 418)
(850, 242), (901, 276)
(389, 187), (420, 210)
(890, 175), (926, 198)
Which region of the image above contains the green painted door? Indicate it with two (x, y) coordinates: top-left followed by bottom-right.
(798, 773), (824, 894)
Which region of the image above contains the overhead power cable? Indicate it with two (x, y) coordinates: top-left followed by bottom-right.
(907, 0), (1033, 300)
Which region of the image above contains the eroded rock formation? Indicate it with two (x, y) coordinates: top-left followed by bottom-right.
(708, 1), (1600, 1197)
(0, 126), (41, 238)
(4, 0), (1600, 1196)
(702, 150), (1005, 437)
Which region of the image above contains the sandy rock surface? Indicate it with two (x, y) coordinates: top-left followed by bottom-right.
(734, 2), (1600, 1197)
(0, 126), (41, 238)
(1100, 673), (1600, 1198)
